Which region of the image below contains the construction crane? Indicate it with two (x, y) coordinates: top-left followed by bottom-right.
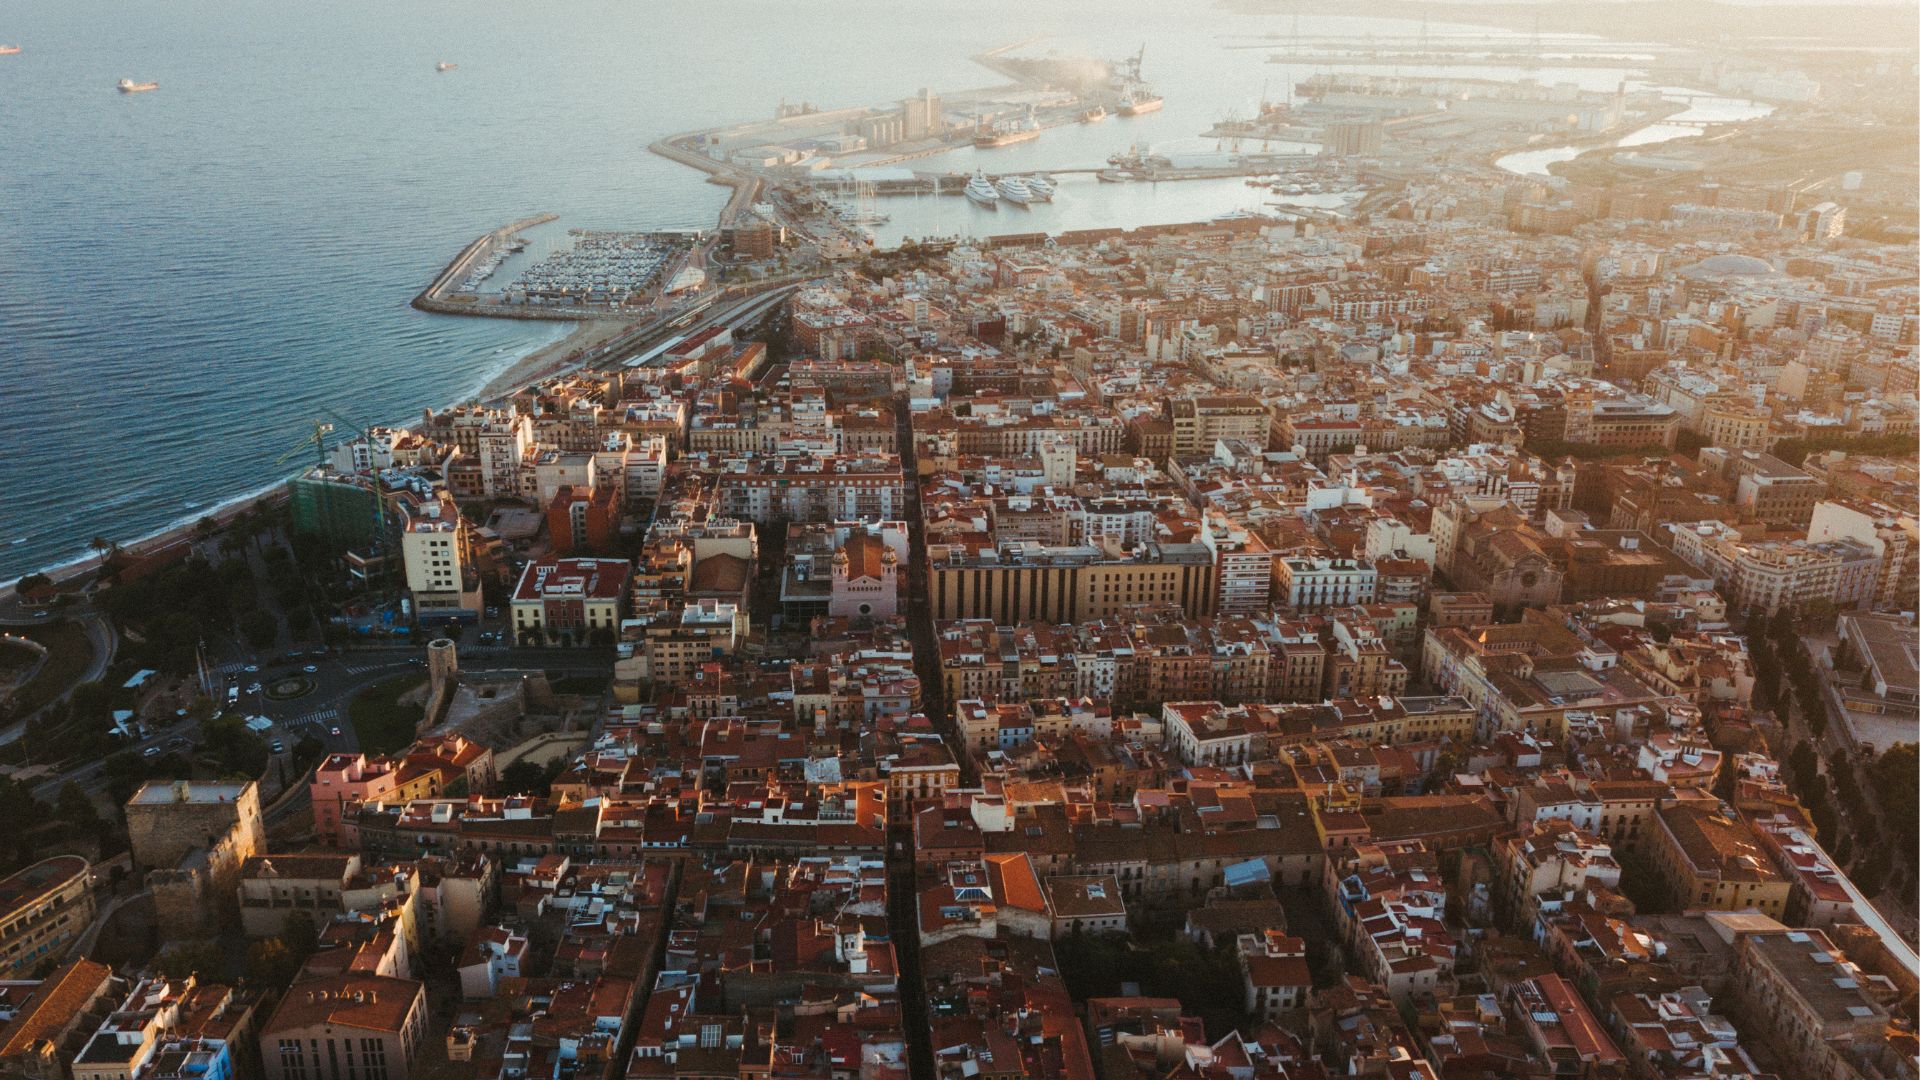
(276, 407), (397, 593)
(274, 420), (336, 470)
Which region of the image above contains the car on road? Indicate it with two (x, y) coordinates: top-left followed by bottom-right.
(270, 740), (284, 753)
(166, 737), (189, 749)
(143, 746), (161, 758)
(328, 726), (342, 737)
(33, 610), (49, 619)
(302, 664), (319, 674)
(243, 664), (259, 674)
(246, 683), (262, 694)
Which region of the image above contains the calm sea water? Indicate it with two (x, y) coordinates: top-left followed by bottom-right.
(0, 0), (1678, 580)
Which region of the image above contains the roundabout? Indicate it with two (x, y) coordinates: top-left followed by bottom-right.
(263, 676), (315, 701)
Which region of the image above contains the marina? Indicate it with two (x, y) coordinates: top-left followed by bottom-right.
(502, 231), (679, 307)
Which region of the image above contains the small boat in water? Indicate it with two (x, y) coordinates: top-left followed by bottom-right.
(1080, 105), (1107, 123)
(0, 45), (21, 56)
(436, 61), (457, 72)
(117, 78), (158, 93)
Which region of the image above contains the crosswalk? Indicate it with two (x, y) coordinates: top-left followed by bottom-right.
(281, 708), (339, 730)
(343, 663), (391, 675)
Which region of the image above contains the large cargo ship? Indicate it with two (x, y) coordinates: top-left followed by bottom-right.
(1113, 45), (1163, 116)
(973, 123), (1040, 149)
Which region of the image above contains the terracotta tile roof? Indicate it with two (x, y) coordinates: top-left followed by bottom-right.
(262, 976), (422, 1035)
(985, 854), (1047, 914)
(0, 958), (113, 1057)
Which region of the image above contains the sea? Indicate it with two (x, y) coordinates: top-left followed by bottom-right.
(0, 0), (1766, 581)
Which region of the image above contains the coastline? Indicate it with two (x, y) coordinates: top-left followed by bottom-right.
(2, 319), (609, 594)
(472, 319), (634, 403)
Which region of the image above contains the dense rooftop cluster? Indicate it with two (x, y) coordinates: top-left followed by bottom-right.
(7, 80), (1920, 1080)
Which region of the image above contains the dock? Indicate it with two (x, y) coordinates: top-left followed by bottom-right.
(411, 213), (596, 321)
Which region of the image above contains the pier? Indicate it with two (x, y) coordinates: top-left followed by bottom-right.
(411, 213), (584, 320)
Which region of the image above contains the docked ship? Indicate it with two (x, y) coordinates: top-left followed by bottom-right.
(1112, 46), (1164, 116)
(973, 119), (1040, 149)
(0, 46), (21, 56)
(1080, 104), (1107, 123)
(997, 176), (1034, 205)
(116, 78), (158, 93)
(1026, 176), (1056, 202)
(436, 61), (457, 72)
(963, 174), (1001, 208)
(1119, 88), (1164, 116)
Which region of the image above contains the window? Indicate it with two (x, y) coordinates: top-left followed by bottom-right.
(360, 1038), (389, 1080)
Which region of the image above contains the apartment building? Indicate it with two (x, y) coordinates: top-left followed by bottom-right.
(1646, 804), (1790, 918)
(0, 856), (93, 979)
(259, 976), (428, 1080)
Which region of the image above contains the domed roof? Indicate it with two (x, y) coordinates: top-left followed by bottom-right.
(1681, 253), (1775, 278)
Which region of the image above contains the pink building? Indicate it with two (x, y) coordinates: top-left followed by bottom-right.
(310, 754), (398, 848)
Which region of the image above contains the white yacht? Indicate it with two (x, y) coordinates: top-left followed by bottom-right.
(1026, 176), (1056, 202)
(997, 176), (1034, 205)
(964, 174), (1000, 208)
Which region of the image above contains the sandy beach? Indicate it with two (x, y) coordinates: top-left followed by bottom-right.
(474, 319), (635, 402)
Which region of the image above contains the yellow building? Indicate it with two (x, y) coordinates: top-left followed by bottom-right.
(928, 545), (1217, 624)
(0, 856), (93, 978)
(1647, 804), (1791, 918)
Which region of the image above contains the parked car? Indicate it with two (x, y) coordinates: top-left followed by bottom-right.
(302, 664), (318, 674)
(328, 726), (342, 737)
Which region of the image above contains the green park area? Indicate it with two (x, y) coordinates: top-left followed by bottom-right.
(349, 673), (427, 755)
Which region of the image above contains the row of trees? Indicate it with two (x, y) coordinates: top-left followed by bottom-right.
(1751, 606), (1915, 898)
(1745, 606), (1828, 737)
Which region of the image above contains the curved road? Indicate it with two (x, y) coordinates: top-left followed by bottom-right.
(0, 607), (118, 747)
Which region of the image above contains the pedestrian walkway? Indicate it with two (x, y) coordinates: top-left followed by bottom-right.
(282, 707), (339, 730)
